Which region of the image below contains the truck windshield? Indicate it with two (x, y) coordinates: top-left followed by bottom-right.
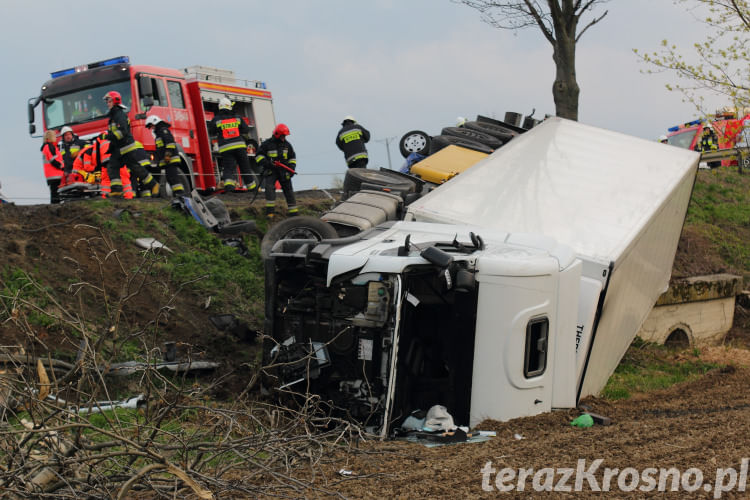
(667, 128), (699, 149)
(43, 81), (132, 129)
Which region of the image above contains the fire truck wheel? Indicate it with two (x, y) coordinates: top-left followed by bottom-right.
(428, 135), (494, 155)
(342, 168), (416, 199)
(440, 126), (504, 149)
(463, 121), (517, 142)
(261, 216), (339, 259)
(399, 130), (431, 158)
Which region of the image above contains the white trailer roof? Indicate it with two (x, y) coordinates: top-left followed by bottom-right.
(407, 118), (700, 266)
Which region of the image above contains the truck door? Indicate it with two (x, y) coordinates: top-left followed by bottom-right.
(136, 75), (171, 149)
(165, 80), (197, 156)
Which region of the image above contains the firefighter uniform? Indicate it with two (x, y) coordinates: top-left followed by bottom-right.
(696, 126), (720, 169)
(105, 105), (158, 197)
(40, 132), (63, 204)
(152, 121), (185, 195)
(61, 134), (87, 176)
(74, 136), (134, 199)
(336, 118), (370, 168)
(207, 108), (257, 191)
(256, 135), (297, 216)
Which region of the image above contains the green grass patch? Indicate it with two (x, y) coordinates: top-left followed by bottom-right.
(602, 338), (720, 400)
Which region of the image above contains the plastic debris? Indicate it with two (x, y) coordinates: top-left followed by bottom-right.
(135, 237), (172, 253)
(571, 413), (594, 428)
(338, 469), (356, 476)
(513, 433), (525, 440)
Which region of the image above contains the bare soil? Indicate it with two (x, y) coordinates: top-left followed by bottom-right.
(2, 192), (750, 499)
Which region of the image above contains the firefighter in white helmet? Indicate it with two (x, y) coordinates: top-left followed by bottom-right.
(145, 115), (185, 196)
(207, 98), (258, 192)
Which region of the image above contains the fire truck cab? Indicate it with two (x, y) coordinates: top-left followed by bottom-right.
(27, 56), (276, 193)
(666, 111), (748, 167)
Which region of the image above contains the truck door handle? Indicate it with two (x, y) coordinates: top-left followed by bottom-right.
(190, 130), (194, 139)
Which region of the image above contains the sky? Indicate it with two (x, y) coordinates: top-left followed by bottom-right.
(0, 0), (726, 204)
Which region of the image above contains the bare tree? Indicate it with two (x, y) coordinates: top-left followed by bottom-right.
(455, 0), (610, 120)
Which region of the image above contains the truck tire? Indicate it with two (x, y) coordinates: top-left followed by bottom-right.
(261, 216), (339, 259)
(463, 121), (517, 142)
(342, 168), (416, 198)
(440, 126), (503, 149)
(429, 135), (494, 155)
(399, 130), (431, 158)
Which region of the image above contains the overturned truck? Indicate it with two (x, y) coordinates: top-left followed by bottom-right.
(263, 118), (699, 436)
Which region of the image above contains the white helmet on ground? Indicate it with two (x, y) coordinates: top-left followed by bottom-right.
(218, 97), (232, 110)
(60, 126), (73, 135)
(145, 115), (162, 128)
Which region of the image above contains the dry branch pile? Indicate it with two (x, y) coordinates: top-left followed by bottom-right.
(0, 226), (368, 499)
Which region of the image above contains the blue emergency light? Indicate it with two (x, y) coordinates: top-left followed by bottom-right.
(50, 56), (130, 79)
(667, 118), (702, 132)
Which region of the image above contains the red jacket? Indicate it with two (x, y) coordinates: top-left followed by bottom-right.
(41, 142), (63, 181)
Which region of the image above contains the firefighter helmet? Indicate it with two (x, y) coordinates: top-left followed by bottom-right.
(273, 123), (290, 138)
(60, 126), (73, 136)
(342, 115), (356, 124)
(218, 97), (232, 110)
(103, 91), (122, 106)
(145, 115), (162, 128)
(658, 135), (668, 143)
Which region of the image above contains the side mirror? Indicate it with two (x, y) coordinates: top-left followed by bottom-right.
(29, 123), (36, 135)
(27, 102), (35, 124)
(138, 75), (153, 98)
(142, 96), (154, 109)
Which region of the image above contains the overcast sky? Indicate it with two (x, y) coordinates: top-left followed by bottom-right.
(0, 0), (723, 204)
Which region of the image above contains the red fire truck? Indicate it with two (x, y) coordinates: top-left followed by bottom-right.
(666, 110), (748, 166)
(27, 56), (276, 193)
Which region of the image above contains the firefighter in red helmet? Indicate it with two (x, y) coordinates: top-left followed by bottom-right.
(256, 123), (297, 217)
(103, 90), (160, 197)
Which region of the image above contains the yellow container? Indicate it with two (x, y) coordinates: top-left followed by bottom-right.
(409, 145), (488, 184)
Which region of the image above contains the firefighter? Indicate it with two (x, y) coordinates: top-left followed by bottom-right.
(256, 123), (297, 217)
(103, 90), (159, 198)
(207, 97), (258, 192)
(59, 126), (87, 182)
(40, 129), (63, 204)
(145, 115), (186, 196)
(696, 125), (720, 169)
(335, 116), (370, 169)
(75, 134), (135, 199)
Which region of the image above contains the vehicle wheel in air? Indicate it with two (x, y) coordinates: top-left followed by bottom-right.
(399, 130), (431, 158)
(342, 168), (416, 197)
(463, 121), (517, 143)
(440, 126), (503, 149)
(428, 135), (494, 155)
(261, 216), (339, 259)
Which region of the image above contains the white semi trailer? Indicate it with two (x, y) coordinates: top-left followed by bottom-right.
(263, 117), (699, 434)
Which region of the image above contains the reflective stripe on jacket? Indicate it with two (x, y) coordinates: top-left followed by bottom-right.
(41, 142), (63, 180)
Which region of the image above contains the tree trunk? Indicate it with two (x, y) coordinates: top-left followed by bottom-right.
(551, 35), (580, 121)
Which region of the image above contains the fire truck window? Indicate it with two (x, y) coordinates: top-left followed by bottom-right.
(140, 78), (167, 108)
(42, 80), (131, 129)
(167, 81), (185, 109)
(667, 129), (699, 149)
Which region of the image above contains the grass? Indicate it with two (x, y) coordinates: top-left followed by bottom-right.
(602, 338), (720, 400)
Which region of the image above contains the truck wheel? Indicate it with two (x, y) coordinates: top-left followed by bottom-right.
(399, 130), (431, 158)
(261, 216), (339, 259)
(463, 121), (517, 142)
(342, 168), (416, 197)
(429, 135), (494, 155)
(440, 126), (503, 149)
